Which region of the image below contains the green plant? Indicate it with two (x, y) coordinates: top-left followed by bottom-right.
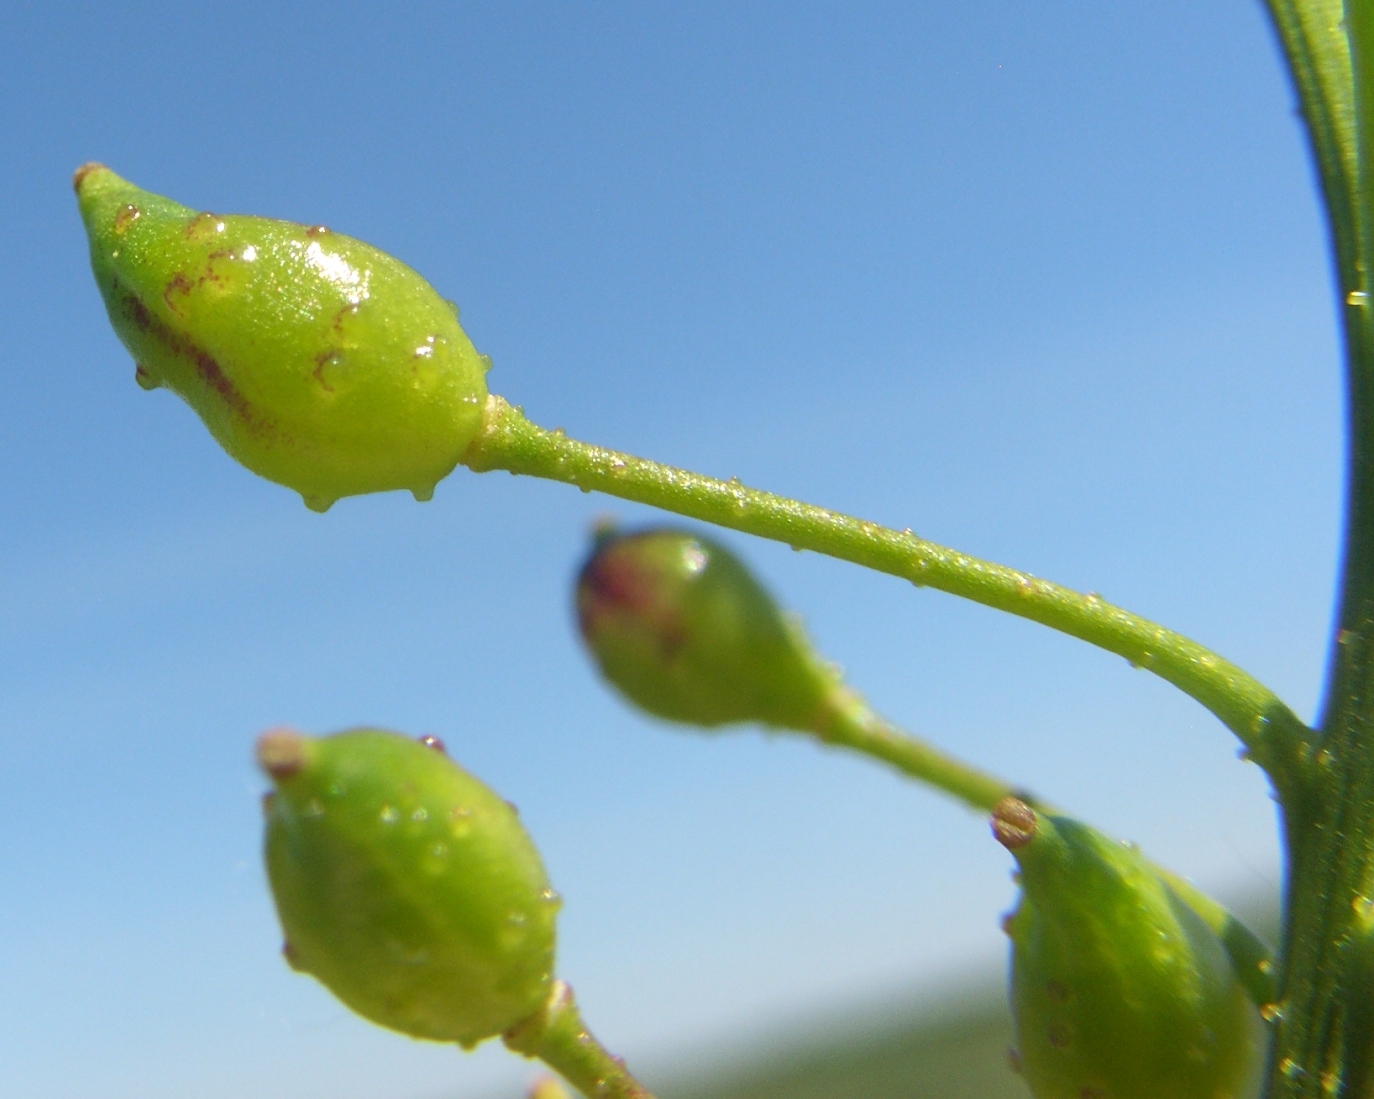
(70, 3), (1374, 1096)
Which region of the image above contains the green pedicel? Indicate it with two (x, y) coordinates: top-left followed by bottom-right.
(992, 798), (1260, 1099)
(258, 729), (559, 1048)
(74, 164), (489, 511)
(576, 526), (833, 730)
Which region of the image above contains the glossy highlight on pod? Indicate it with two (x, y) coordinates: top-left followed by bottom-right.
(74, 165), (490, 511)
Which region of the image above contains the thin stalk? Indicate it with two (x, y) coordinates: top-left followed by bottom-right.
(809, 682), (1023, 814)
(503, 982), (655, 1099)
(463, 395), (1310, 787)
(795, 680), (1282, 1009)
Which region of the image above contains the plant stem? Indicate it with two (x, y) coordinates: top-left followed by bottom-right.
(806, 682), (1023, 813)
(463, 395), (1310, 787)
(1256, 2), (1374, 1095)
(503, 981), (655, 1099)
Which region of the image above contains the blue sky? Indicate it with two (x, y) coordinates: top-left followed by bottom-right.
(0, 3), (1343, 1097)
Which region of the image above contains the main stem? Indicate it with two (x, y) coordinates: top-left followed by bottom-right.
(463, 395), (1309, 790)
(1262, 3), (1374, 1095)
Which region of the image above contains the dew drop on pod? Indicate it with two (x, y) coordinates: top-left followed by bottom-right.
(991, 798), (1260, 1099)
(73, 165), (490, 512)
(576, 526), (833, 730)
(256, 728), (560, 1048)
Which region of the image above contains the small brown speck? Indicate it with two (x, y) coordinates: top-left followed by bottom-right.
(991, 797), (1038, 850)
(260, 791), (276, 815)
(1046, 980), (1070, 1003)
(305, 224), (330, 237)
(1006, 1048), (1022, 1074)
(113, 204), (141, 234)
(1048, 1023), (1071, 1049)
(419, 734), (447, 754)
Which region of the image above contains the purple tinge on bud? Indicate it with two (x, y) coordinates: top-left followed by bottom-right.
(574, 527), (830, 730)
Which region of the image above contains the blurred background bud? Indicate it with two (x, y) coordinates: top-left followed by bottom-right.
(258, 728), (560, 1048)
(575, 526), (833, 731)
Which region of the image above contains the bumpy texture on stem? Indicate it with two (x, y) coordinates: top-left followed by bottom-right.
(504, 982), (655, 1099)
(465, 395), (1309, 783)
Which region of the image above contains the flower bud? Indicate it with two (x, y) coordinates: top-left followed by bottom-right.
(257, 728), (559, 1047)
(575, 526), (831, 730)
(992, 798), (1259, 1099)
(74, 164), (489, 511)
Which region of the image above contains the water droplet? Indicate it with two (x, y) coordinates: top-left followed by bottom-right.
(302, 493), (335, 513)
(411, 484), (435, 502)
(241, 244), (258, 262)
(1281, 1057), (1304, 1080)
(430, 842), (448, 858)
(541, 888), (562, 908)
(113, 204), (141, 234)
(609, 458), (627, 475)
(1016, 576), (1033, 594)
(1260, 1002), (1282, 1022)
(134, 364), (160, 390)
(379, 805), (399, 824)
(507, 911), (528, 926)
(303, 798), (325, 818)
(419, 734), (447, 754)
(1348, 290), (1368, 307)
(411, 807), (428, 822)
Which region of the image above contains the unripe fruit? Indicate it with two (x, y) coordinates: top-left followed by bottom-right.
(576, 526), (831, 730)
(74, 164), (490, 511)
(992, 798), (1259, 1099)
(258, 728), (559, 1047)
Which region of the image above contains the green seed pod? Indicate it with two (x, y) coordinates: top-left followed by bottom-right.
(991, 798), (1260, 1099)
(257, 728), (559, 1047)
(576, 526), (832, 730)
(74, 164), (490, 511)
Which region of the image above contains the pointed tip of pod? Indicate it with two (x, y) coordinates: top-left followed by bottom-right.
(256, 727), (310, 781)
(72, 162), (110, 194)
(991, 796), (1038, 850)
